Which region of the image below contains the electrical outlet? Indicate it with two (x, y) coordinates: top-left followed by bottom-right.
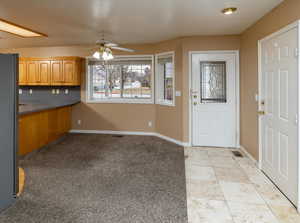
(65, 89), (69, 94)
(77, 120), (82, 125)
(148, 121), (152, 127)
(29, 89), (33, 94)
(19, 89), (22, 95)
(52, 89), (56, 94)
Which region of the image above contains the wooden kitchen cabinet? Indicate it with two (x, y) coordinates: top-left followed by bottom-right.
(23, 60), (52, 85)
(50, 60), (64, 85)
(38, 60), (51, 85)
(19, 60), (27, 85)
(63, 60), (75, 85)
(26, 60), (39, 85)
(18, 106), (72, 156)
(19, 57), (83, 86)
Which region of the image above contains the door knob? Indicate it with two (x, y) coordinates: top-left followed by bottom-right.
(258, 110), (265, 115)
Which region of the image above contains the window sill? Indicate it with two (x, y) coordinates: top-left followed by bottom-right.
(86, 99), (154, 104)
(156, 100), (175, 107)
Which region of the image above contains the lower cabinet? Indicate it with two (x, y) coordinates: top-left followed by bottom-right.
(19, 106), (72, 156)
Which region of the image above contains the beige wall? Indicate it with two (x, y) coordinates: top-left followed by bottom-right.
(240, 0), (300, 160)
(154, 38), (183, 141)
(2, 36), (240, 142)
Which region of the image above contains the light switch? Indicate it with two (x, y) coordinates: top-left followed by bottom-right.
(65, 89), (69, 94)
(175, 91), (181, 97)
(29, 89), (33, 94)
(52, 89), (56, 94)
(19, 89), (22, 95)
(56, 89), (60, 94)
(255, 94), (259, 102)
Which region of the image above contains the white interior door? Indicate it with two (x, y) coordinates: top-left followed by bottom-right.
(191, 52), (237, 147)
(260, 26), (298, 206)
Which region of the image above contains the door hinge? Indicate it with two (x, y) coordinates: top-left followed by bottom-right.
(295, 48), (299, 57)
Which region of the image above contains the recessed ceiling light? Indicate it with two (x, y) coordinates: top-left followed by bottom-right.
(0, 18), (47, 38)
(222, 7), (237, 15)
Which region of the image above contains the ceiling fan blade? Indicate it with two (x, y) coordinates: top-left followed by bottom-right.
(111, 46), (135, 52)
(104, 42), (118, 47)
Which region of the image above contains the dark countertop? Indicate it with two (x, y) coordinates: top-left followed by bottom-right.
(19, 101), (80, 115)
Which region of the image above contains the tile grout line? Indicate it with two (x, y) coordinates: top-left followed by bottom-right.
(209, 150), (284, 223)
(206, 151), (237, 223)
(233, 155), (284, 223)
(185, 147), (236, 222)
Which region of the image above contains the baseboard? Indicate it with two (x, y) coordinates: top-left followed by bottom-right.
(239, 145), (258, 166)
(154, 133), (190, 147)
(69, 129), (189, 147)
(70, 129), (154, 136)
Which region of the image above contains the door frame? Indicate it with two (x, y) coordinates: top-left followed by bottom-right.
(258, 20), (300, 210)
(188, 50), (240, 148)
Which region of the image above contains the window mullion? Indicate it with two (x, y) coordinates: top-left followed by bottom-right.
(120, 66), (124, 98)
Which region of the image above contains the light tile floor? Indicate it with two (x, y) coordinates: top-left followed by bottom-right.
(184, 147), (300, 223)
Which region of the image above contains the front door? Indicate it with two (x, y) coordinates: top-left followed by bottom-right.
(260, 26), (298, 206)
(191, 52), (237, 147)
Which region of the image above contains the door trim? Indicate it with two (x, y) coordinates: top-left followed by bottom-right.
(188, 50), (240, 148)
(258, 20), (300, 210)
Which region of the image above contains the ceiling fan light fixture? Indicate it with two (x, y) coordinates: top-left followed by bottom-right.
(222, 7), (237, 15)
(93, 47), (114, 61)
(107, 53), (114, 60)
(93, 51), (101, 59)
(91, 36), (134, 60)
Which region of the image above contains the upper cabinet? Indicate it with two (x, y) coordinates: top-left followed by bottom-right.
(19, 57), (83, 86)
(38, 60), (51, 85)
(50, 60), (63, 85)
(62, 60), (76, 85)
(26, 60), (39, 85)
(19, 60), (27, 85)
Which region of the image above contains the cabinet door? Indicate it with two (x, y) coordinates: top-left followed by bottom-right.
(38, 61), (51, 85)
(19, 111), (49, 155)
(63, 60), (76, 85)
(57, 106), (72, 134)
(18, 115), (39, 155)
(19, 61), (27, 85)
(26, 61), (39, 85)
(74, 60), (82, 86)
(51, 60), (63, 85)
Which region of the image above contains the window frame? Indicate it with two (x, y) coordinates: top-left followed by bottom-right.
(155, 51), (176, 106)
(86, 55), (155, 104)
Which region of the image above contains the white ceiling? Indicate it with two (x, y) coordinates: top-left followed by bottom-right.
(0, 0), (283, 48)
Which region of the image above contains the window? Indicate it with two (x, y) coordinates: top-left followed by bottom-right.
(200, 61), (227, 103)
(155, 52), (175, 106)
(87, 55), (154, 103)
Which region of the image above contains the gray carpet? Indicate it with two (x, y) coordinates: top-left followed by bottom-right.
(0, 134), (188, 223)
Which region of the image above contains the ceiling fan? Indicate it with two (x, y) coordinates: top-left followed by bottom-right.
(92, 38), (135, 61)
